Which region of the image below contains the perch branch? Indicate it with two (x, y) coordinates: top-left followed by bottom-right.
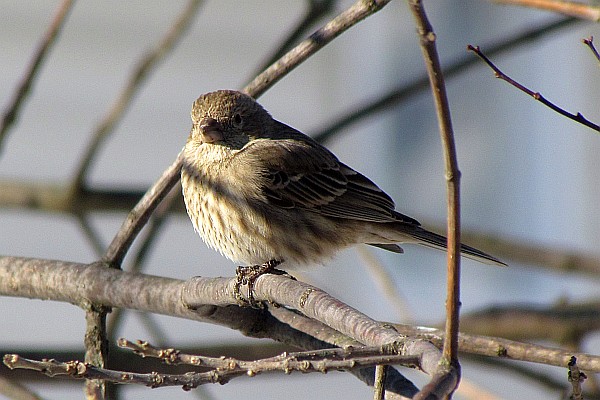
(1, 256), (599, 382)
(183, 274), (454, 396)
(0, 256), (424, 397)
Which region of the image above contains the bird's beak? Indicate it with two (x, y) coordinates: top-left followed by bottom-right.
(198, 117), (223, 143)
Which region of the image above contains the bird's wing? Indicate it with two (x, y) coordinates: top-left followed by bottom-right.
(236, 127), (418, 224)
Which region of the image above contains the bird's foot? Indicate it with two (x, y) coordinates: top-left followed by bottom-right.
(235, 259), (285, 307)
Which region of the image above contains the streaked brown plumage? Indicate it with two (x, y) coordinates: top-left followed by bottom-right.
(181, 90), (505, 268)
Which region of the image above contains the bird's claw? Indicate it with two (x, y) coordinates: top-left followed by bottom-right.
(234, 259), (284, 308)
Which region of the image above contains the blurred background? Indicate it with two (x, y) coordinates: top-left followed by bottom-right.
(1, 1), (599, 399)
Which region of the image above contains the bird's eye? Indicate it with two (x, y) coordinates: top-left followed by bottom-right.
(232, 113), (243, 128)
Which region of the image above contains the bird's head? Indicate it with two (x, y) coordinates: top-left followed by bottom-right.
(190, 90), (272, 149)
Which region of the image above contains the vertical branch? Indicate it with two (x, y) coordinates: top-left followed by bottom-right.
(407, 0), (461, 381)
(0, 0), (75, 151)
(83, 302), (109, 400)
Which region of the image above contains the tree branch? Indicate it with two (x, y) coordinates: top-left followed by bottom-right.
(119, 339), (418, 372)
(3, 347), (419, 390)
(0, 256), (423, 397)
(391, 323), (600, 372)
(182, 275), (406, 347)
(102, 152), (184, 267)
(468, 44), (600, 133)
(408, 1), (462, 397)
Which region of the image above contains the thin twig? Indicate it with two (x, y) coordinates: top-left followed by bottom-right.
(492, 0), (600, 22)
(71, 0), (203, 192)
(582, 36), (600, 64)
(0, 0), (75, 152)
(243, 0), (392, 98)
(119, 339), (418, 370)
(468, 44), (600, 133)
(2, 349), (419, 390)
(408, 0), (462, 379)
(127, 181), (182, 273)
(312, 16), (578, 144)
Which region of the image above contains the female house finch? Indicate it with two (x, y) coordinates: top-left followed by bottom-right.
(181, 90), (504, 276)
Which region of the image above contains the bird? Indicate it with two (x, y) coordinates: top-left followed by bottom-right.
(181, 90), (505, 281)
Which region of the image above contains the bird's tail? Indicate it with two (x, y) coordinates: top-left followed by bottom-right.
(408, 227), (506, 266)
